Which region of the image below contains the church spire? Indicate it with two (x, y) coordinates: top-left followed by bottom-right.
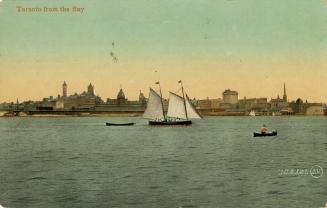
(283, 82), (287, 102)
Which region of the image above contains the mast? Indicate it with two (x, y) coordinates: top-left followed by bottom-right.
(156, 81), (166, 120)
(179, 80), (188, 120)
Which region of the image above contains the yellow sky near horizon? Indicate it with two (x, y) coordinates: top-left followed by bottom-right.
(0, 53), (326, 103)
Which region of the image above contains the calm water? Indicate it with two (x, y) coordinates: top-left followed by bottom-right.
(0, 116), (326, 208)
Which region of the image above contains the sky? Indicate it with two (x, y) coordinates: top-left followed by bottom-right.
(0, 0), (326, 102)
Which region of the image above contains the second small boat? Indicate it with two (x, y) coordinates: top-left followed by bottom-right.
(105, 122), (135, 126)
(253, 131), (277, 137)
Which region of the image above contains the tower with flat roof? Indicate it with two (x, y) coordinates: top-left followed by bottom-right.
(222, 89), (238, 104)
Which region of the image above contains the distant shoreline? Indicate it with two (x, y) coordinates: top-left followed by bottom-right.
(0, 114), (325, 118)
(1, 110), (326, 118)
(0, 112), (142, 118)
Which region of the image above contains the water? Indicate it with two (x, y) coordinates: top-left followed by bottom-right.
(0, 116), (326, 208)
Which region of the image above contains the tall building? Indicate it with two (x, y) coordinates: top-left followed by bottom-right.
(222, 89), (238, 104)
(283, 82), (287, 102)
(270, 83), (289, 111)
(88, 83), (94, 96)
(117, 88), (127, 105)
(62, 81), (67, 97)
(56, 82), (103, 110)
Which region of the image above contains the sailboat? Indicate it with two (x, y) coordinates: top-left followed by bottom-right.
(249, 110), (256, 116)
(143, 80), (202, 126)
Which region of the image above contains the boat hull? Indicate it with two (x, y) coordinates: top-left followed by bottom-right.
(149, 120), (192, 126)
(106, 122), (135, 126)
(253, 131), (277, 137)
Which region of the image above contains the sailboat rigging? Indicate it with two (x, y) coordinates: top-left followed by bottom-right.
(143, 80), (202, 126)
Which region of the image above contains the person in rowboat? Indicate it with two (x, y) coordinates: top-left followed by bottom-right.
(261, 124), (268, 134)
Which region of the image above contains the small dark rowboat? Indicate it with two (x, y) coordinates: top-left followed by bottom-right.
(106, 122), (135, 126)
(253, 131), (277, 137)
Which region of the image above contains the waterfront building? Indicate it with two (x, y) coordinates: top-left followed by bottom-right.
(55, 82), (103, 110)
(289, 98), (305, 114)
(56, 96), (96, 110)
(306, 106), (325, 116)
(106, 88), (128, 105)
(117, 88), (127, 105)
(289, 98), (324, 115)
(222, 89), (238, 104)
(0, 102), (12, 111)
(37, 96), (57, 110)
(270, 95), (288, 109)
(96, 89), (147, 114)
(219, 102), (234, 109)
(196, 98), (226, 115)
(238, 97), (270, 111)
(197, 98), (222, 110)
(197, 98), (212, 111)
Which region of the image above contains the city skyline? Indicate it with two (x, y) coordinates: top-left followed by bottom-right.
(1, 80), (325, 104)
(0, 0), (326, 103)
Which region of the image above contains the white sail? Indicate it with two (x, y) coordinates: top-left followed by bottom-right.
(143, 88), (165, 120)
(185, 94), (202, 119)
(167, 92), (202, 119)
(167, 92), (187, 119)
